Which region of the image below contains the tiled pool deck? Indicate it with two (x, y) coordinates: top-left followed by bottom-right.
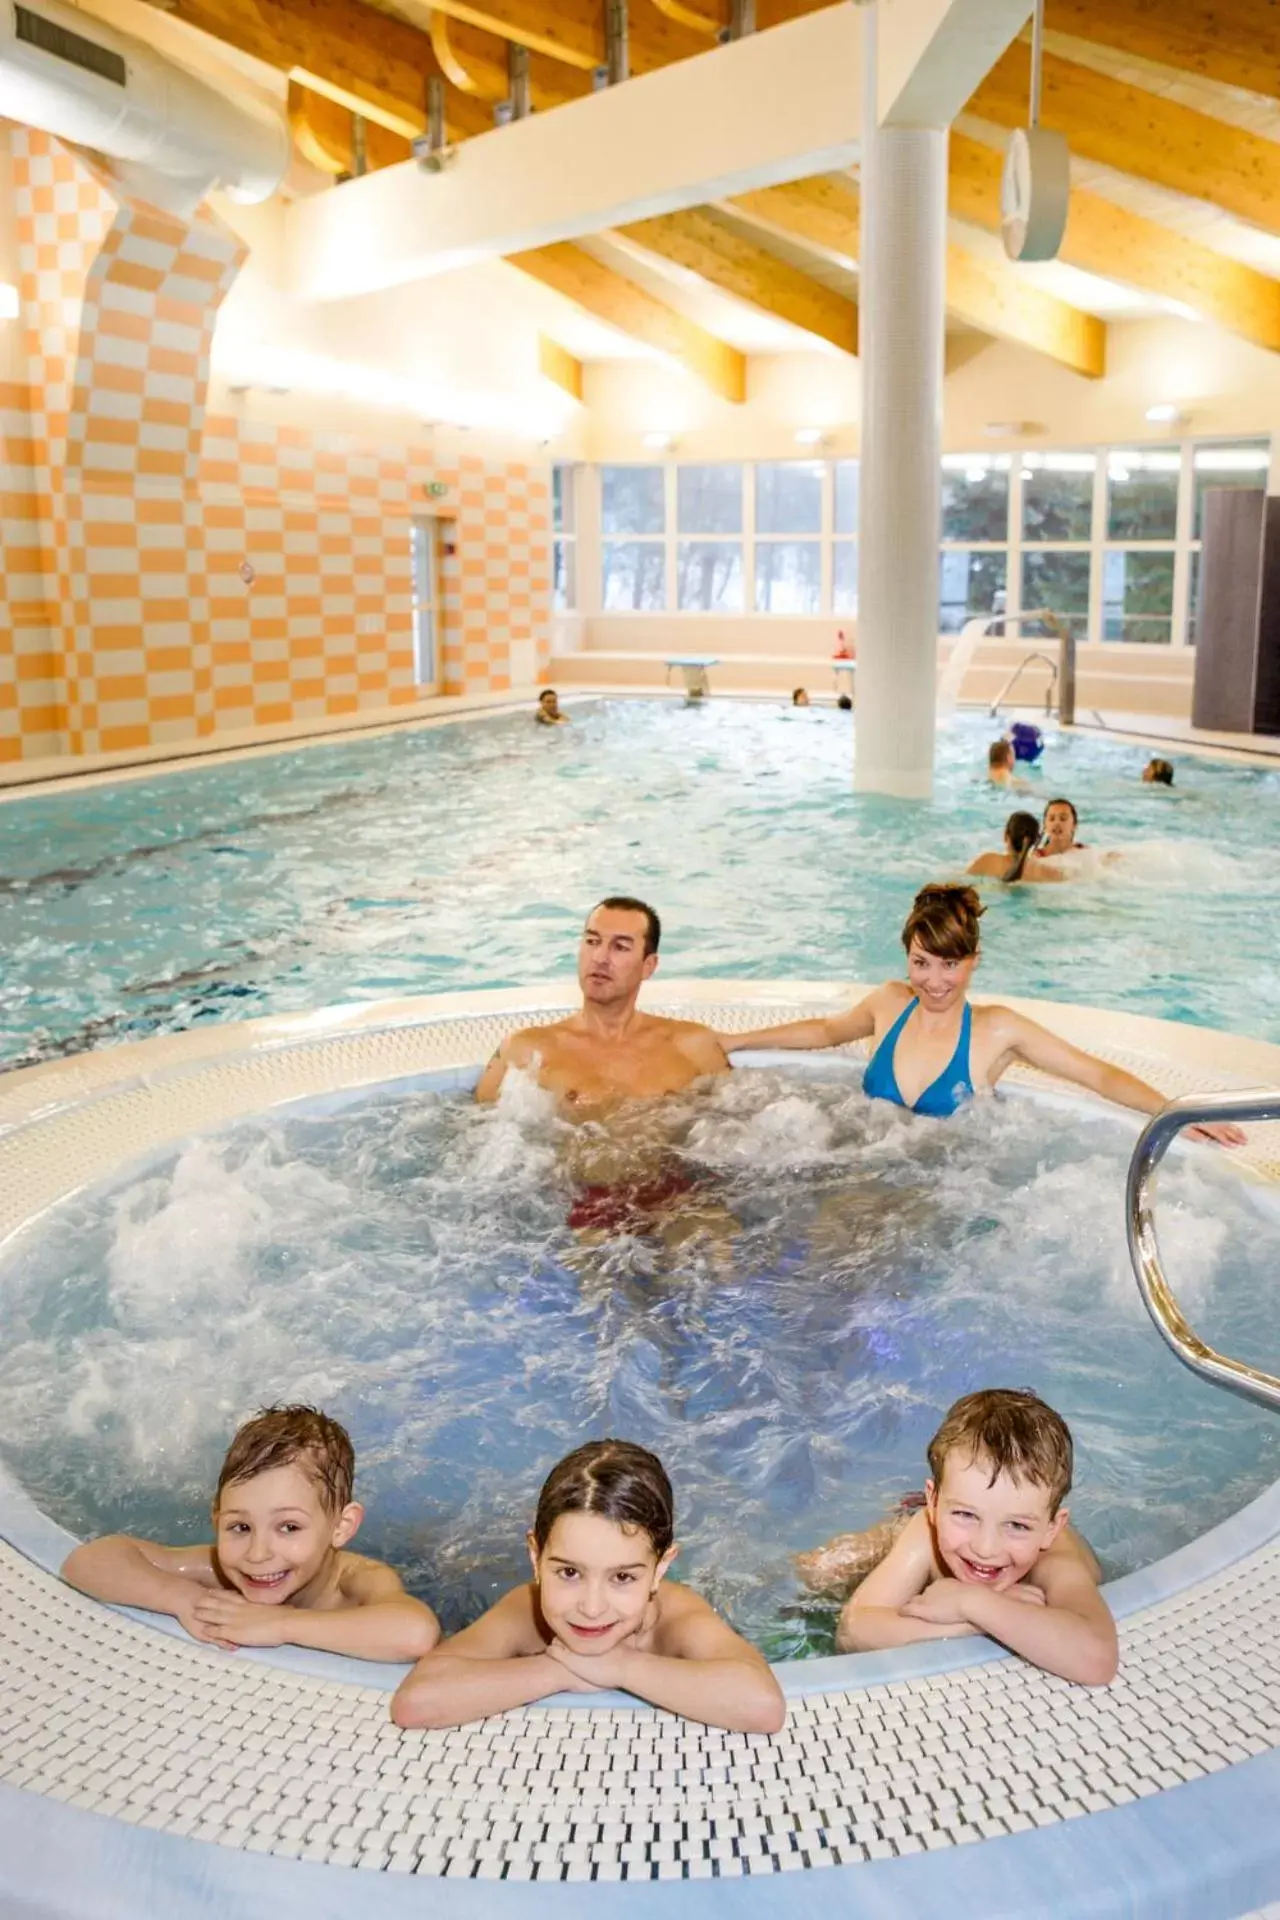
(2, 985), (1280, 1918)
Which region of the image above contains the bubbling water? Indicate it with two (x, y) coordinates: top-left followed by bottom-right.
(1, 1065), (1278, 1658)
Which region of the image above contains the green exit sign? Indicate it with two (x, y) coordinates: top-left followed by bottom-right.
(426, 481), (449, 498)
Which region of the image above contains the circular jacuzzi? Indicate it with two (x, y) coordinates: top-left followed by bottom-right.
(2, 984), (1280, 1920)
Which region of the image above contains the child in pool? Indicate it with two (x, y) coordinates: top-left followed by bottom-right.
(797, 1389), (1118, 1686)
(391, 1439), (786, 1732)
(62, 1405), (440, 1662)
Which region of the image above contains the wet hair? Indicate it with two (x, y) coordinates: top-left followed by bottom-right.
(538, 688), (558, 705)
(533, 1440), (674, 1558)
(836, 693), (853, 712)
(901, 883), (985, 960)
(1044, 796), (1078, 829)
(1002, 810), (1042, 884)
(791, 688), (808, 704)
(591, 895), (661, 956)
(1146, 758), (1174, 786)
(988, 740), (1014, 770)
(215, 1405), (355, 1516)
(928, 1388), (1073, 1515)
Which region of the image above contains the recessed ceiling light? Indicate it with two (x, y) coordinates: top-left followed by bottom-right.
(1145, 403), (1187, 425)
(642, 431), (673, 450)
(794, 428), (825, 446)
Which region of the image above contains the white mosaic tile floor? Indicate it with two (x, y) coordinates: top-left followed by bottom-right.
(2, 1532), (1279, 1881)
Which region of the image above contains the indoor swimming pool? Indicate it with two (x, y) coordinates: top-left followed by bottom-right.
(1, 699), (1276, 1067)
(3, 1056), (1280, 1657)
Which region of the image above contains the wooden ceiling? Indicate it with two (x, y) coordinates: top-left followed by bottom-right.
(142, 0), (1280, 393)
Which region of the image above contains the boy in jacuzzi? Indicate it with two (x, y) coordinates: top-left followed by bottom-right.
(62, 1404), (439, 1662)
(798, 1389), (1118, 1686)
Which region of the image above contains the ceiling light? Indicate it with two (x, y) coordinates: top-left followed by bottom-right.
(642, 431), (673, 450)
(794, 428), (825, 446)
(1145, 403), (1187, 425)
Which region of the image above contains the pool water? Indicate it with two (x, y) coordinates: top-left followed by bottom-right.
(3, 1063), (1278, 1658)
(1, 700), (1278, 1069)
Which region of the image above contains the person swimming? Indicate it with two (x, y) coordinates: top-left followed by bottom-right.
(713, 885), (1245, 1140)
(967, 811), (1064, 885)
(1142, 757), (1174, 786)
(1034, 797), (1087, 860)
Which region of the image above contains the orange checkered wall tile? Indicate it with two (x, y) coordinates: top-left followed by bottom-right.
(0, 127), (552, 765)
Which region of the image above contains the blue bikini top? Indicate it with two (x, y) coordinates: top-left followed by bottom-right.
(862, 998), (975, 1118)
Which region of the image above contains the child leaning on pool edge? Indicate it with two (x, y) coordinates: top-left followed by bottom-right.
(392, 1439), (786, 1733)
(799, 1389), (1118, 1687)
(61, 1405), (440, 1663)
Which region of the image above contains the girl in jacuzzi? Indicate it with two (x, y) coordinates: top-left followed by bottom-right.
(391, 1439), (785, 1733)
(714, 883), (1243, 1143)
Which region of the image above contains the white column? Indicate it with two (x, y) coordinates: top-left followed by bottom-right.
(854, 7), (947, 798)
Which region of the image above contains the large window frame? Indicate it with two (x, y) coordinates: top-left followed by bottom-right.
(579, 439), (1270, 641)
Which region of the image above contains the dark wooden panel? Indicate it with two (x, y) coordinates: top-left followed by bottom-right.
(1256, 496), (1280, 735)
(1192, 487), (1264, 732)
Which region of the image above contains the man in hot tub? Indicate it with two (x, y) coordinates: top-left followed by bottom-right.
(474, 896), (731, 1234)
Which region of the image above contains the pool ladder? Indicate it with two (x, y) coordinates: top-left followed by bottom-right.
(1128, 1092), (1280, 1413)
(969, 609), (1104, 728)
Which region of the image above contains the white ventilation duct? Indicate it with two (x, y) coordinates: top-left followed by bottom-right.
(0, 0), (289, 213)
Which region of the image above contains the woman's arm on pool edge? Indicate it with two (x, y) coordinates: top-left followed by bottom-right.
(990, 1009), (1245, 1145)
(713, 990), (882, 1055)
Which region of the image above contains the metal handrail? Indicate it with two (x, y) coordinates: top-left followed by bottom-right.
(1127, 1090), (1280, 1413)
(989, 649), (1058, 718)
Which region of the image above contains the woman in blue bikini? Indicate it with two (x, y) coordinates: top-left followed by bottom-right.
(719, 884), (1244, 1143)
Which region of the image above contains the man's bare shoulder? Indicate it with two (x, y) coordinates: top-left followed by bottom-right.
(503, 1019), (575, 1061)
(657, 1018), (731, 1068)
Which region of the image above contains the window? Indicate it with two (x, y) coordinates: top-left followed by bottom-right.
(677, 464), (742, 534)
(603, 542), (666, 611)
(1103, 550), (1175, 643)
(678, 542), (743, 612)
(1192, 440), (1269, 539)
(1106, 450), (1179, 540)
(755, 460), (821, 613)
(1022, 453), (1094, 543)
(552, 464), (576, 612)
(833, 460), (858, 614)
(601, 464), (665, 610)
(939, 550), (1007, 633)
(1022, 551), (1090, 640)
(941, 457), (1009, 543)
(601, 465), (664, 535)
(756, 541), (821, 614)
(757, 460), (822, 534)
(676, 463), (743, 610)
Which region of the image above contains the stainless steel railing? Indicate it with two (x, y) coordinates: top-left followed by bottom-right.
(981, 609), (1076, 724)
(1127, 1091), (1280, 1413)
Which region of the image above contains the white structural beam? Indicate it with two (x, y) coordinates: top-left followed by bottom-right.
(878, 0), (1032, 128)
(285, 7), (864, 300)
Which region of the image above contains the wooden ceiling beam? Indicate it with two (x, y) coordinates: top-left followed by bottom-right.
(727, 173), (1102, 375)
(423, 0), (715, 73)
(1044, 0), (1279, 103)
(509, 244), (747, 401)
(538, 334), (584, 402)
(426, 14), (594, 105)
(725, 175), (859, 262)
(287, 81), (412, 172)
(617, 207), (857, 353)
(150, 0), (437, 137)
(945, 243), (1106, 376)
(968, 42), (1280, 235)
(950, 131), (1280, 355)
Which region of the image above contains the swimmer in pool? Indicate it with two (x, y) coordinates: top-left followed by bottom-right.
(475, 897), (728, 1111)
(1142, 757), (1174, 786)
(714, 884), (1245, 1143)
(800, 1389), (1118, 1687)
(475, 898), (731, 1235)
(967, 811), (1065, 885)
(987, 740), (1025, 789)
(535, 689), (568, 726)
(62, 1405), (439, 1662)
(1034, 796), (1088, 860)
(391, 1439), (784, 1733)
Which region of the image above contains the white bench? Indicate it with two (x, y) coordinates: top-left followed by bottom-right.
(664, 654), (718, 698)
